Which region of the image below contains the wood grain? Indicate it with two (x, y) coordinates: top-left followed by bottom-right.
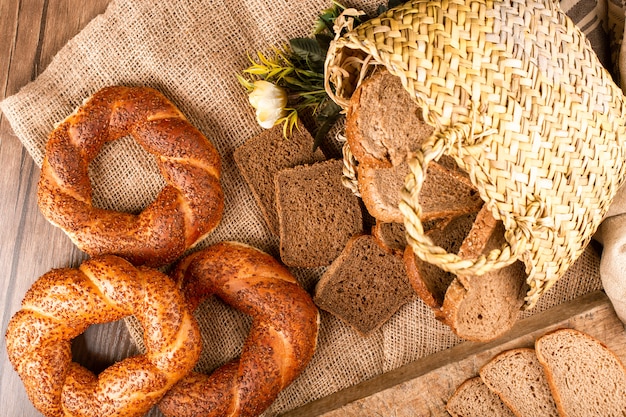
(0, 1), (163, 416)
(2, 2), (625, 417)
(284, 291), (626, 417)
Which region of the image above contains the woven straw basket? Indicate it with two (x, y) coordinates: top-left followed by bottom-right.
(324, 0), (626, 308)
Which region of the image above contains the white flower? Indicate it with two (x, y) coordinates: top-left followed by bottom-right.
(248, 80), (287, 129)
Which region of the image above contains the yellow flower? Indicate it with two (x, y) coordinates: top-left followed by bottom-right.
(248, 80), (287, 129)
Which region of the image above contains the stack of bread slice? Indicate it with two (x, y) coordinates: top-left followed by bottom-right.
(447, 328), (626, 416)
(234, 124), (364, 268)
(236, 123), (419, 336)
(344, 67), (530, 341)
(346, 68), (484, 226)
(234, 67), (539, 340)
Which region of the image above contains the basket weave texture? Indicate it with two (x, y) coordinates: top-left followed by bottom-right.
(325, 0), (626, 308)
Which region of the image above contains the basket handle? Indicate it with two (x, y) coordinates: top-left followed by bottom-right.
(399, 127), (527, 276)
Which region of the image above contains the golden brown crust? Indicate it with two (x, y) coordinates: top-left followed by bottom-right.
(5, 255), (201, 417)
(371, 221), (405, 257)
(345, 77), (393, 169)
(404, 244), (444, 312)
(159, 241), (320, 417)
(357, 163), (405, 222)
(37, 86), (224, 267)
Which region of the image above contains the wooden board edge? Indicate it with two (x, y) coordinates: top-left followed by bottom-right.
(282, 290), (614, 416)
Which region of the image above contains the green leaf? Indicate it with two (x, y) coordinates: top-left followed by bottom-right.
(289, 37), (326, 71)
(315, 33), (333, 53)
(314, 2), (346, 36)
(313, 100), (343, 151)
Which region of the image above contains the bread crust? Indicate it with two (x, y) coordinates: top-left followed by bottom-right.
(37, 86), (224, 267)
(404, 244), (447, 311)
(358, 160), (483, 224)
(345, 68), (434, 169)
(5, 255), (202, 417)
(345, 74), (391, 168)
(357, 163), (405, 222)
(314, 234), (415, 336)
(371, 221), (406, 256)
(535, 328), (626, 417)
(159, 241), (320, 417)
(407, 206), (527, 342)
(446, 376), (516, 417)
(479, 348), (560, 417)
(404, 211), (478, 313)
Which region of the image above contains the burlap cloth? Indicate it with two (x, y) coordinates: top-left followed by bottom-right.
(1, 0), (624, 415)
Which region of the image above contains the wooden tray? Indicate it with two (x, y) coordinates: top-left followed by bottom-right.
(284, 291), (626, 416)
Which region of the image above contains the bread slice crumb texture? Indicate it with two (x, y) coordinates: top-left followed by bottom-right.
(480, 348), (560, 417)
(446, 376), (516, 417)
(314, 234), (415, 336)
(275, 159), (363, 267)
(234, 124), (326, 235)
(535, 328), (626, 417)
(345, 69), (434, 168)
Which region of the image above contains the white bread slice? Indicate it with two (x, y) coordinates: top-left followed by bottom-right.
(479, 348), (560, 417)
(446, 376), (516, 417)
(535, 328), (626, 417)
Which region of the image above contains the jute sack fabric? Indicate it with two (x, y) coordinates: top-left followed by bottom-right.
(0, 0), (614, 415)
(325, 0), (626, 310)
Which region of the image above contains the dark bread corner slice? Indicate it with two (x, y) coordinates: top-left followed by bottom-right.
(357, 159), (484, 223)
(371, 221), (408, 256)
(234, 123), (326, 235)
(275, 159), (363, 268)
(535, 328), (626, 417)
(371, 218), (450, 257)
(404, 211), (479, 311)
(440, 207), (528, 342)
(446, 377), (516, 417)
(314, 234), (416, 336)
(345, 68), (434, 168)
(479, 348), (560, 417)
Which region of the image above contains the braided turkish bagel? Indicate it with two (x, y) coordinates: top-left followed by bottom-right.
(5, 255), (202, 417)
(37, 86), (224, 267)
(159, 241), (320, 417)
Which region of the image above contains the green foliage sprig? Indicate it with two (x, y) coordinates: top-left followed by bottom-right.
(238, 1), (397, 150)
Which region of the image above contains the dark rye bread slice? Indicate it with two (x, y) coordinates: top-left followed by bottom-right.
(440, 209), (528, 342)
(275, 159), (363, 267)
(357, 158), (483, 223)
(535, 328), (626, 417)
(479, 348), (560, 417)
(372, 217), (453, 256)
(346, 68), (434, 168)
(234, 123), (326, 235)
(404, 211), (479, 311)
(446, 377), (516, 417)
(314, 234), (416, 336)
(371, 221), (407, 256)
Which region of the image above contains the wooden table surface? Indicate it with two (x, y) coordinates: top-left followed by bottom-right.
(0, 1), (161, 415)
(3, 2), (626, 417)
